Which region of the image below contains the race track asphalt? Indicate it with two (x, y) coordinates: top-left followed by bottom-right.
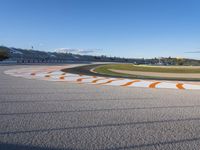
(1, 64), (200, 150)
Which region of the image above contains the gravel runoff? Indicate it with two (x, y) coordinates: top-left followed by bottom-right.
(1, 65), (200, 150)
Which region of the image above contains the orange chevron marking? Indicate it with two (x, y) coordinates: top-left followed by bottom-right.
(91, 78), (108, 83)
(176, 83), (185, 90)
(59, 76), (65, 80)
(30, 73), (36, 76)
(45, 74), (51, 78)
(121, 80), (140, 86)
(76, 76), (97, 82)
(97, 79), (122, 85)
(149, 82), (161, 88)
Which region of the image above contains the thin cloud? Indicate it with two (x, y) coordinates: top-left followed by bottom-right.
(185, 48), (200, 53)
(185, 51), (200, 53)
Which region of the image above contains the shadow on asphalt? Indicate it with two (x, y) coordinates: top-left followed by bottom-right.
(0, 143), (74, 150)
(1, 104), (200, 116)
(1, 117), (200, 135)
(1, 137), (200, 150)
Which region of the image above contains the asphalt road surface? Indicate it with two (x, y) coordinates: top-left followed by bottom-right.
(1, 65), (200, 150)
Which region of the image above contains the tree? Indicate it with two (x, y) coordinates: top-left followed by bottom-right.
(0, 47), (9, 61)
(176, 58), (184, 65)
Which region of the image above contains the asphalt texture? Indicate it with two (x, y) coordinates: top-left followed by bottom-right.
(1, 65), (200, 150)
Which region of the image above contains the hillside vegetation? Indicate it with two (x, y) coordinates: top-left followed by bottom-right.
(0, 47), (9, 61)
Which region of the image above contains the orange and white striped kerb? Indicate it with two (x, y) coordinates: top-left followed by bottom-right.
(4, 66), (200, 90)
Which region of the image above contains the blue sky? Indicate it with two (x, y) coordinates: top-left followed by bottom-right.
(1, 0), (200, 59)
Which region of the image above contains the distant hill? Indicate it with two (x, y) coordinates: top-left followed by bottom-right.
(0, 46), (199, 65)
(0, 46), (143, 63)
(145, 57), (200, 66)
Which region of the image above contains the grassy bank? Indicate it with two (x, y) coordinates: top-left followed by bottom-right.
(94, 64), (200, 81)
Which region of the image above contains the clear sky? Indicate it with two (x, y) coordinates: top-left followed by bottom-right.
(1, 0), (200, 59)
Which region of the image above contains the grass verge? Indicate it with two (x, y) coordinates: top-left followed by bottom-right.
(94, 64), (200, 81)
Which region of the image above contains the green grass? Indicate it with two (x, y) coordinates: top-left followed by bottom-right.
(94, 64), (200, 81)
(95, 64), (200, 73)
